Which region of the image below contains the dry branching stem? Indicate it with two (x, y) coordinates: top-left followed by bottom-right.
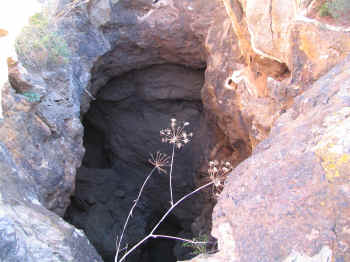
(115, 166), (157, 262)
(114, 119), (229, 262)
(116, 181), (214, 262)
(160, 118), (193, 206)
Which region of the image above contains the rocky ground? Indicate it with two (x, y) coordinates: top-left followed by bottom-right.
(0, 0), (349, 261)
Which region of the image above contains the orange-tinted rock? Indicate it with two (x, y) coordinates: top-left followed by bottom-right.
(290, 20), (350, 87)
(7, 61), (32, 93)
(202, 3), (288, 156)
(0, 28), (8, 37)
(206, 0), (350, 155)
(209, 55), (350, 262)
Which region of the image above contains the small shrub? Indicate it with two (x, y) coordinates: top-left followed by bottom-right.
(319, 2), (332, 17)
(182, 234), (209, 256)
(15, 11), (70, 70)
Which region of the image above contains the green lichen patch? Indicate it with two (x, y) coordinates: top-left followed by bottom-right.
(22, 92), (41, 103)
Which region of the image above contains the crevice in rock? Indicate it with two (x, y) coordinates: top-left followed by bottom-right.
(140, 212), (183, 262)
(81, 117), (111, 169)
(64, 63), (216, 262)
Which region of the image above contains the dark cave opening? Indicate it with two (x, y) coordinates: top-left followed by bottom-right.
(64, 64), (214, 262)
(140, 212), (183, 262)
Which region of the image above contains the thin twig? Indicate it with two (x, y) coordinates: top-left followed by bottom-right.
(115, 167), (156, 262)
(117, 235), (151, 262)
(169, 143), (175, 206)
(150, 181), (213, 235)
(151, 234), (207, 244)
(117, 181), (214, 262)
(83, 88), (96, 100)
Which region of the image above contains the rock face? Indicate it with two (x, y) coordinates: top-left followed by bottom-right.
(0, 142), (102, 261)
(204, 53), (350, 262)
(183, 0), (350, 259)
(0, 0), (43, 119)
(203, 0), (350, 154)
(0, 0), (223, 261)
(0, 0), (350, 261)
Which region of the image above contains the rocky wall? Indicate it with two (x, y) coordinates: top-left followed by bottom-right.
(0, 0), (350, 261)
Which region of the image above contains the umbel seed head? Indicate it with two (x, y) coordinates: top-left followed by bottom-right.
(148, 151), (170, 174)
(208, 160), (233, 188)
(160, 118), (193, 149)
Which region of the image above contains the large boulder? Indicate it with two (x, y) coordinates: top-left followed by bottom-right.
(203, 0), (350, 153)
(183, 1), (350, 261)
(185, 54), (350, 262)
(0, 142), (102, 261)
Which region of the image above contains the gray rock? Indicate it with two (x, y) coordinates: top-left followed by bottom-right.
(0, 142), (103, 262)
(0, 0), (227, 261)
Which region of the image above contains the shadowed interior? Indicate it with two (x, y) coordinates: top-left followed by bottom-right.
(64, 64), (213, 262)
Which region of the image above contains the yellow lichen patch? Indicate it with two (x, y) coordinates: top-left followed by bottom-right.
(313, 109), (350, 182)
(316, 146), (350, 182)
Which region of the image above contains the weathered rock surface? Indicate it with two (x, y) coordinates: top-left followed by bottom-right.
(202, 0), (350, 153)
(0, 77), (84, 216)
(0, 0), (350, 261)
(186, 55), (350, 262)
(0, 0), (43, 119)
(0, 0), (222, 260)
(183, 0), (350, 261)
(0, 142), (102, 261)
